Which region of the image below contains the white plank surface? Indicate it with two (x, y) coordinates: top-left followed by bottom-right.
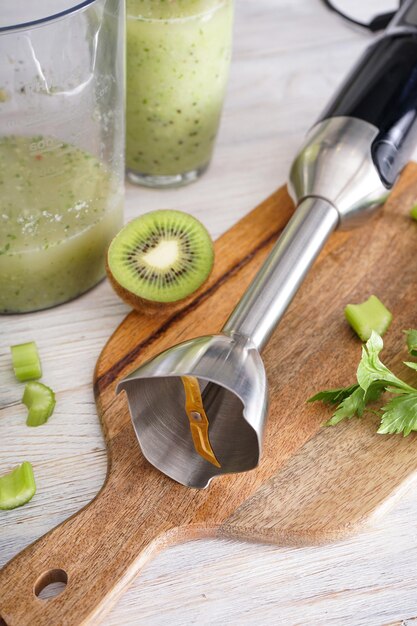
(2, 0), (417, 624)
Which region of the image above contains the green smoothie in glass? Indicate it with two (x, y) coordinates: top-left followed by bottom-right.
(126, 0), (234, 187)
(0, 136), (123, 313)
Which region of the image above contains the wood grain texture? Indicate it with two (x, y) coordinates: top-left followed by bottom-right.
(2, 162), (417, 626)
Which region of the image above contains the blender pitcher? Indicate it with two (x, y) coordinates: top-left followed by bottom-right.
(0, 0), (125, 313)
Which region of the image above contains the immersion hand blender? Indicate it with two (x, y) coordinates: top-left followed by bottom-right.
(118, 1), (417, 488)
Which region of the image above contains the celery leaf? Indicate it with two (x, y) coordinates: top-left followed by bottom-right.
(378, 393), (417, 436)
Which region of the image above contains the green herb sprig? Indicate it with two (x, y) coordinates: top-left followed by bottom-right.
(308, 331), (417, 436)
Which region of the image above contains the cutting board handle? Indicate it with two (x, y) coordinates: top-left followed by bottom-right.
(0, 440), (205, 626)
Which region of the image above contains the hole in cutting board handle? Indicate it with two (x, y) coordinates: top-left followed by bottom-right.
(34, 568), (68, 600)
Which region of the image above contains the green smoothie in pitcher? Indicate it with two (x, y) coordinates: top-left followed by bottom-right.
(0, 136), (123, 313)
(126, 0), (234, 187)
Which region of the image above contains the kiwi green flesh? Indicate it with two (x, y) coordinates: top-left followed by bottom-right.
(107, 210), (214, 304)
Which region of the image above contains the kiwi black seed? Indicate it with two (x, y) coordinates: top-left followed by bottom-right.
(106, 210), (214, 312)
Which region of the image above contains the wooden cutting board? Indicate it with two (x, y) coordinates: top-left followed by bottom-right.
(2, 165), (417, 626)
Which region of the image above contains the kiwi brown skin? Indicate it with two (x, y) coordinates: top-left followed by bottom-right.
(105, 256), (213, 315)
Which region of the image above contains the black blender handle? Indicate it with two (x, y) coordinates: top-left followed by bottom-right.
(319, 1), (417, 188)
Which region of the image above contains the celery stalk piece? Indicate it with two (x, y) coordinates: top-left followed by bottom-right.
(10, 341), (42, 382)
(344, 295), (392, 342)
(0, 462), (36, 510)
(405, 329), (417, 357)
(22, 382), (56, 427)
(410, 205), (417, 221)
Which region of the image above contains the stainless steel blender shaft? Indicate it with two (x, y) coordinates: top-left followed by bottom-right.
(222, 197), (339, 351)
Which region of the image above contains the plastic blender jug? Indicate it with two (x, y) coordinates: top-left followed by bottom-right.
(0, 0), (125, 313)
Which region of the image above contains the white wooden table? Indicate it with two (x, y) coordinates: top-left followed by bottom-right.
(2, 1), (417, 624)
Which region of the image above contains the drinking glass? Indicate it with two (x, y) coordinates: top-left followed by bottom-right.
(126, 0), (234, 188)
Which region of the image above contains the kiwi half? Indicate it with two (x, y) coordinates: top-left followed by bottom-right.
(106, 210), (214, 312)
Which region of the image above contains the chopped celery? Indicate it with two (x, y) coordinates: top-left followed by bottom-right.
(344, 295), (392, 342)
(411, 205), (417, 221)
(405, 329), (417, 357)
(22, 382), (56, 427)
(0, 462), (36, 510)
(10, 341), (42, 382)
